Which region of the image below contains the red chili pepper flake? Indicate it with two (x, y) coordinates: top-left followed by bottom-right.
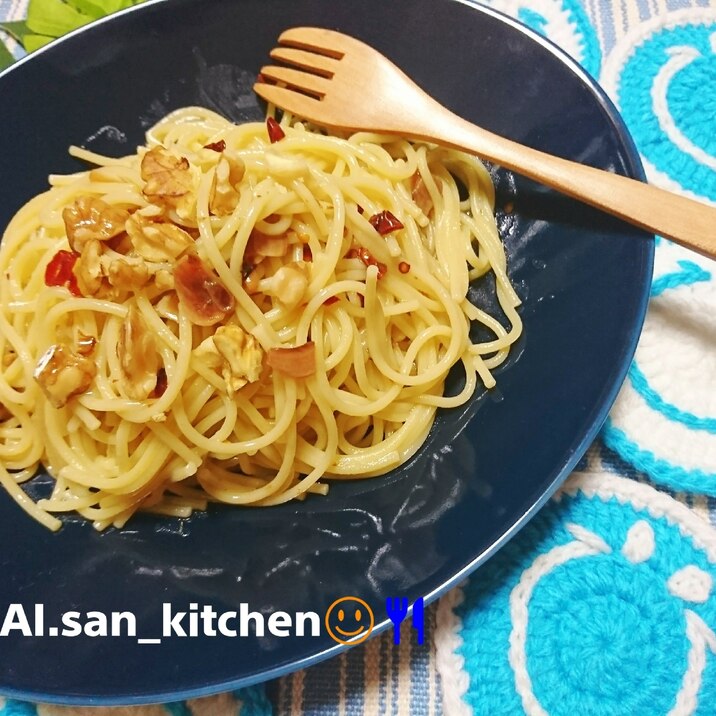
(357, 205), (364, 215)
(266, 117), (285, 143)
(323, 295), (339, 306)
(369, 210), (404, 236)
(350, 246), (387, 278)
(153, 368), (168, 398)
(398, 261), (411, 274)
(45, 250), (82, 296)
(204, 139), (226, 153)
(303, 244), (313, 262)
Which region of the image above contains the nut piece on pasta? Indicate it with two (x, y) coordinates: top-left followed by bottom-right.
(118, 305), (160, 401)
(194, 326), (263, 394)
(126, 214), (194, 262)
(174, 254), (235, 326)
(213, 325), (263, 393)
(34, 344), (97, 409)
(272, 262), (309, 309)
(154, 269), (175, 292)
(140, 146), (195, 217)
(73, 239), (105, 296)
(106, 256), (151, 291)
(193, 336), (223, 370)
(210, 154), (245, 216)
(63, 196), (129, 252)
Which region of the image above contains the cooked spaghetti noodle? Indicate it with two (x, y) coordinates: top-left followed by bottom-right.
(0, 107), (522, 531)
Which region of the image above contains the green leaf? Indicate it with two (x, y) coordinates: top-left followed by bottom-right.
(66, 0), (145, 19)
(26, 0), (92, 38)
(0, 20), (31, 44)
(8, 0), (146, 59)
(24, 34), (55, 51)
(0, 40), (14, 71)
(64, 0), (106, 19)
(95, 0), (137, 12)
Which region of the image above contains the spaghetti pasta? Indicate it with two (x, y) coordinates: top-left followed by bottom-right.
(0, 107), (522, 531)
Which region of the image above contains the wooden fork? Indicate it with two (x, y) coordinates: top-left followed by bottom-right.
(254, 26), (716, 260)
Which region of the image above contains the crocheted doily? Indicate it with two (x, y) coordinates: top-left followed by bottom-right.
(600, 10), (716, 494)
(436, 472), (716, 715)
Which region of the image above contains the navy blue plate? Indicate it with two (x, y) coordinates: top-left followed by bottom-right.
(0, 0), (653, 705)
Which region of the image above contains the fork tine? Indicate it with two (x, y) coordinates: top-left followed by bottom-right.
(269, 47), (337, 77)
(278, 26), (346, 58)
(259, 65), (331, 98)
(252, 82), (322, 117)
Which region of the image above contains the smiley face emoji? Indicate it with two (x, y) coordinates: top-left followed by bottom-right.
(325, 596), (375, 645)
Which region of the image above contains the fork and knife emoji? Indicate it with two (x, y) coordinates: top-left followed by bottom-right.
(385, 596), (424, 645)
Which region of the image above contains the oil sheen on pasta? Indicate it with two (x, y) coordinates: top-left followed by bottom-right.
(0, 107), (522, 531)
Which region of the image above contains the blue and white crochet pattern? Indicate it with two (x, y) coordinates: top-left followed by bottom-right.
(601, 10), (716, 203)
(486, 0), (716, 501)
(437, 472), (716, 715)
(599, 9), (716, 496)
(479, 0), (602, 77)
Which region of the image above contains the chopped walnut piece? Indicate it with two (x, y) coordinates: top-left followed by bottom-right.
(174, 255), (235, 326)
(193, 336), (223, 370)
(210, 155), (245, 216)
(213, 325), (264, 394)
(73, 239), (105, 296)
(34, 344), (97, 409)
(141, 146), (193, 197)
(62, 196), (130, 252)
(154, 269), (175, 292)
(140, 146), (196, 218)
(125, 214), (194, 262)
(271, 262), (309, 309)
(118, 305), (160, 401)
(106, 257), (151, 291)
(137, 204), (163, 219)
(194, 327), (263, 394)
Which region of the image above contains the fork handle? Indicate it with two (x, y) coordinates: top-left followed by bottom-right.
(406, 105), (716, 260)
